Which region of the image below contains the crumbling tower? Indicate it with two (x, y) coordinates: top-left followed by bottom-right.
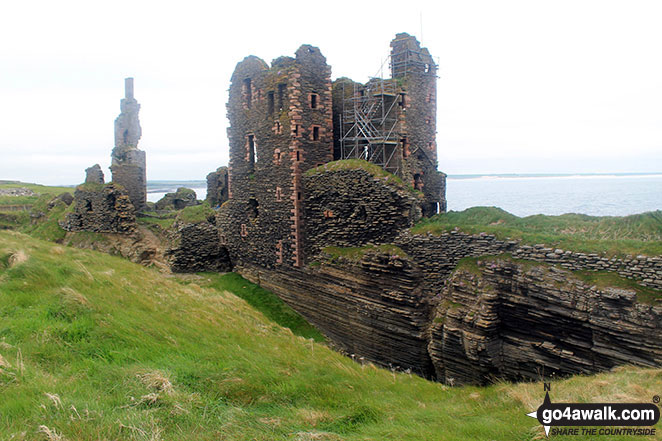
(219, 45), (334, 268)
(111, 77), (147, 212)
(336, 33), (446, 216)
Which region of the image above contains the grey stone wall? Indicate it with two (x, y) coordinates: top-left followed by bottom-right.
(61, 183), (136, 234)
(303, 168), (421, 258)
(221, 45), (333, 269)
(166, 222), (231, 273)
(85, 164), (104, 184)
(206, 166), (229, 207)
(111, 77), (147, 212)
(397, 231), (662, 291)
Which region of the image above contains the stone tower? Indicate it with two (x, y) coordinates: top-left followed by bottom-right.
(218, 45), (334, 268)
(390, 33), (446, 215)
(110, 77), (147, 212)
(332, 33), (446, 216)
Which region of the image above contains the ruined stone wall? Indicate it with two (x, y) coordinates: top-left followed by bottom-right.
(396, 231), (519, 294)
(429, 259), (662, 385)
(391, 33), (446, 216)
(206, 166), (229, 207)
(397, 231), (662, 291)
(61, 183), (136, 233)
(329, 34), (446, 216)
(302, 168), (421, 258)
(85, 164), (104, 184)
(110, 152), (146, 212)
(220, 46), (333, 269)
(111, 78), (147, 212)
(166, 222), (232, 273)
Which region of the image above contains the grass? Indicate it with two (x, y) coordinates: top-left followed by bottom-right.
(412, 206), (662, 257)
(137, 215), (177, 231)
(175, 202), (215, 224)
(184, 272), (325, 342)
(0, 182), (73, 209)
(305, 159), (420, 195)
(1, 232), (661, 440)
(321, 244), (409, 262)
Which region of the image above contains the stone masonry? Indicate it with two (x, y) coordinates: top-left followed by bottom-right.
(61, 183), (136, 234)
(85, 164), (105, 184)
(206, 166), (229, 207)
(110, 77), (147, 212)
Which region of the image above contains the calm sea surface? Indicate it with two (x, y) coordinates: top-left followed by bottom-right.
(147, 174), (662, 218)
(447, 174), (662, 217)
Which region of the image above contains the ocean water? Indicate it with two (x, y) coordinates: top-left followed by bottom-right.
(146, 173), (662, 218)
(447, 174), (662, 217)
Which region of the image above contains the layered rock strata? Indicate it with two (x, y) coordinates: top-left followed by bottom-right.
(428, 258), (662, 385)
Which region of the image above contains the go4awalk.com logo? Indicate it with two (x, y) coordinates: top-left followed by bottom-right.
(526, 383), (660, 437)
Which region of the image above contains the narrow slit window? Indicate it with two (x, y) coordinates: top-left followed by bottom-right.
(313, 126), (320, 141)
(243, 78), (252, 109)
(296, 151), (300, 162)
(310, 93), (318, 109)
(278, 83), (286, 110)
(248, 134), (256, 165)
(293, 124), (299, 137)
(267, 91), (274, 115)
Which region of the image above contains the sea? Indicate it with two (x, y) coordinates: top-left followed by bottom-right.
(147, 173), (662, 218)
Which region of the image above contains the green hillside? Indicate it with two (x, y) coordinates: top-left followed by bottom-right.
(1, 230), (660, 440)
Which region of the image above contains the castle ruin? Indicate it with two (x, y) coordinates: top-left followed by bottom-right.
(111, 77), (147, 212)
(218, 33), (446, 269)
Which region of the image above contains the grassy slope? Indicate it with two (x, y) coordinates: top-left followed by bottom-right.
(412, 207), (662, 257)
(0, 182), (73, 207)
(1, 231), (661, 441)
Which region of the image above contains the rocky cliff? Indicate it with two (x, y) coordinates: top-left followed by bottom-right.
(429, 257), (662, 385)
(237, 249), (436, 378)
(237, 248), (661, 386)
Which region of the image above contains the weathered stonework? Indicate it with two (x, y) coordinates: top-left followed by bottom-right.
(331, 33), (446, 216)
(85, 164), (105, 184)
(61, 183), (137, 233)
(303, 168), (421, 258)
(218, 45), (333, 269)
(429, 259), (662, 385)
(166, 221), (232, 273)
(206, 166), (229, 207)
(110, 78), (147, 212)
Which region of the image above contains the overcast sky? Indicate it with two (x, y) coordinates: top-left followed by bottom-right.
(1, 0), (661, 185)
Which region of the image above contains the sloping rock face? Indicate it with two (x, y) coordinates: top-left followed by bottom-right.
(429, 258), (662, 385)
(61, 184), (136, 233)
(166, 222), (231, 273)
(237, 250), (436, 377)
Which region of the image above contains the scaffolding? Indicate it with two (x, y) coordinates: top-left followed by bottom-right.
(339, 78), (402, 175)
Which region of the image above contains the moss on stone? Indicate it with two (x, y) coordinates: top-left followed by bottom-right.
(305, 159), (421, 195)
(322, 243), (409, 262)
